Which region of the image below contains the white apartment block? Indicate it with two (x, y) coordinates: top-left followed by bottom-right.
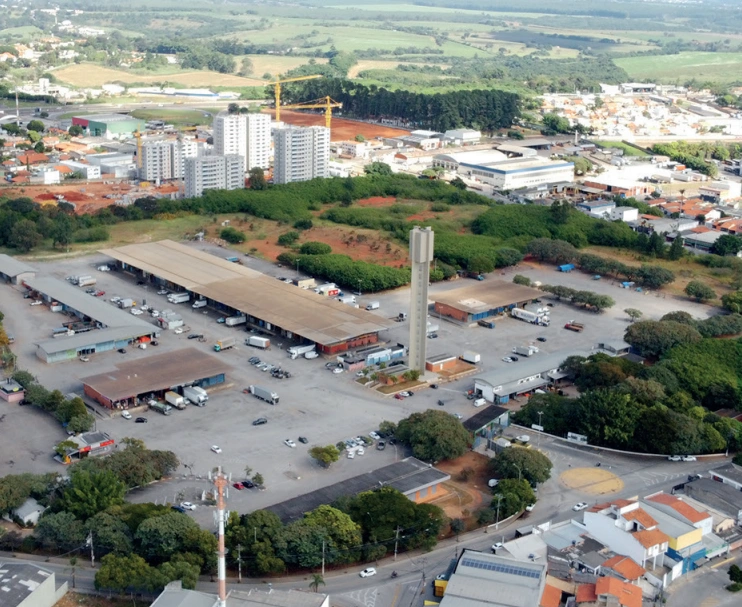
(273, 125), (330, 184)
(140, 138), (199, 182)
(184, 155), (244, 198)
(246, 113), (271, 170)
(213, 113), (247, 165)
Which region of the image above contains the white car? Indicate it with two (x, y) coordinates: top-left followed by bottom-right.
(131, 309), (143, 315)
(502, 356), (513, 363)
(357, 447), (365, 456)
(682, 455), (697, 462)
(30, 300), (43, 306)
(667, 455), (682, 462)
(491, 542), (504, 552)
(369, 431), (381, 440)
(525, 504), (535, 512)
(347, 451), (355, 459)
(284, 439), (297, 448)
(488, 479), (499, 488)
(359, 567), (377, 578)
(157, 289), (168, 295)
(573, 502), (589, 512)
(181, 502), (196, 511)
(211, 445), (222, 454)
(174, 327), (184, 334)
(121, 411), (132, 420)
(453, 413), (463, 420)
(332, 367), (344, 374)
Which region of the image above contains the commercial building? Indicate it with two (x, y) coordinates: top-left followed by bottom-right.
(59, 160), (101, 180)
(0, 378), (25, 403)
(433, 149), (507, 171)
(0, 254), (36, 284)
(709, 462), (742, 490)
(443, 129), (481, 145)
(86, 152), (137, 179)
(473, 350), (589, 404)
(273, 125), (330, 184)
(683, 478), (742, 526)
(82, 347), (228, 410)
(268, 457), (450, 522)
(459, 157), (575, 190)
(0, 563), (67, 607)
(438, 549), (547, 607)
(433, 281), (542, 323)
(246, 113), (271, 170)
(100, 240), (395, 354)
(463, 405), (510, 449)
(213, 113), (247, 163)
(140, 138), (199, 182)
(22, 276), (158, 363)
(184, 154), (244, 198)
(61, 431), (116, 461)
(71, 114), (145, 140)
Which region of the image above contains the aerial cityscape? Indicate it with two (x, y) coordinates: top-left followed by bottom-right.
(2, 1), (742, 607)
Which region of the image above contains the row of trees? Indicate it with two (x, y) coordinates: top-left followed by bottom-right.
(539, 284), (615, 312)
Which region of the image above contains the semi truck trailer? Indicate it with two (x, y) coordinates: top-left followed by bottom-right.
(247, 385), (279, 405)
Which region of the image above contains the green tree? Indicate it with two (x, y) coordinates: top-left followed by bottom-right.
(67, 414), (95, 434)
(60, 470), (126, 520)
(492, 479), (536, 518)
(488, 448), (553, 486)
(277, 231), (300, 246)
(95, 553), (156, 593)
(513, 274), (531, 286)
(252, 472), (264, 488)
(354, 134), (365, 142)
(9, 219), (42, 252)
(450, 176), (467, 190)
(667, 236), (684, 260)
(541, 113), (571, 134)
(33, 140), (45, 153)
(294, 218), (313, 230)
(712, 234), (742, 257)
(309, 445), (340, 468)
(27, 119), (45, 132)
(467, 255), (494, 275)
(722, 291), (742, 314)
(625, 320), (702, 357)
(135, 511), (201, 563)
(301, 504), (362, 563)
(85, 512), (133, 557)
(68, 124), (83, 136)
(309, 573), (326, 593)
(364, 161), (392, 176)
(34, 511), (87, 552)
(220, 226), (246, 244)
(396, 410), (470, 462)
(685, 280), (716, 302)
(624, 308), (643, 322)
(300, 241), (332, 255)
(51, 213), (75, 249)
(237, 57), (254, 77)
(549, 200), (571, 224)
(248, 166), (267, 190)
(574, 389), (641, 448)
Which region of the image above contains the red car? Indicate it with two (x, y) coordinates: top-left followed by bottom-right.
(95, 290), (106, 297)
(394, 394), (404, 400)
(232, 482), (244, 490)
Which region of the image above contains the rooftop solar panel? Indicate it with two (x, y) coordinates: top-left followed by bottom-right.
(460, 557), (541, 579)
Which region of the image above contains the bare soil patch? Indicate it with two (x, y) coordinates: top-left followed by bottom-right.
(265, 109), (409, 142)
(432, 451), (492, 527)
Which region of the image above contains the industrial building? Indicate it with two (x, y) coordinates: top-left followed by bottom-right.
(0, 563), (67, 607)
(71, 114), (146, 140)
(473, 350), (589, 404)
(433, 149), (507, 171)
(86, 152), (138, 179)
(59, 160), (101, 180)
(458, 157), (575, 189)
(184, 154), (244, 198)
(433, 281), (542, 323)
(100, 240), (395, 353)
(0, 254), (36, 284)
(273, 125), (330, 184)
(21, 276), (158, 363)
(81, 347), (228, 409)
(61, 431), (116, 460)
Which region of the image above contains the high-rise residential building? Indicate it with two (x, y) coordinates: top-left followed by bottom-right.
(245, 113), (271, 170)
(184, 154), (244, 198)
(273, 125), (330, 184)
(213, 113), (247, 164)
(139, 138), (199, 182)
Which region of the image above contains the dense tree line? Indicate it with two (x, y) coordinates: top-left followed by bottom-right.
(539, 284), (615, 311)
(649, 142), (734, 178)
(282, 78), (520, 132)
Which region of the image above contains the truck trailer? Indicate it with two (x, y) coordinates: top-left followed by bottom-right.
(246, 336), (270, 349)
(564, 321), (584, 332)
(77, 276), (97, 287)
(164, 391), (186, 410)
(365, 301), (380, 311)
(287, 344), (315, 359)
(248, 385), (279, 405)
(225, 315), (247, 327)
(461, 350), (481, 364)
(512, 345), (538, 357)
(167, 292), (191, 304)
(183, 386), (208, 406)
(149, 401), (172, 415)
(511, 308), (550, 326)
(214, 337), (236, 352)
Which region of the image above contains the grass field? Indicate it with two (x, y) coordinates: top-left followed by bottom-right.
(348, 60), (407, 78)
(0, 25), (42, 38)
(616, 52), (742, 83)
(53, 63), (265, 88)
(130, 108), (214, 125)
(242, 55), (328, 78)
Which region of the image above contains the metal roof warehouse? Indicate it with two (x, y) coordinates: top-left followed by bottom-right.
(100, 240), (396, 353)
(433, 281), (543, 322)
(81, 347), (229, 409)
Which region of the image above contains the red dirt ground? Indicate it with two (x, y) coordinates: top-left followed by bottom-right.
(0, 181), (133, 215)
(433, 452), (492, 526)
(357, 196), (397, 207)
(264, 110), (410, 142)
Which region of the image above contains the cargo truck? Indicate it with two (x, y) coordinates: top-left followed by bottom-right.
(165, 391), (187, 410)
(77, 276), (97, 287)
(167, 292), (190, 304)
(248, 385), (279, 404)
(246, 336), (270, 349)
(478, 319), (495, 329)
(192, 299), (207, 309)
(512, 345), (538, 357)
(564, 321), (584, 332)
(214, 337), (236, 352)
(183, 386), (208, 406)
(118, 298), (134, 309)
(149, 400), (172, 415)
(512, 307), (550, 326)
(461, 350), (481, 364)
(426, 323), (440, 334)
(287, 344), (315, 359)
(365, 301), (380, 310)
(338, 295), (357, 305)
(225, 315), (247, 327)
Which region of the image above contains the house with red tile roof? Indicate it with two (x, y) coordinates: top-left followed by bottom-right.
(16, 152), (49, 166)
(645, 492), (712, 534)
(601, 555), (646, 582)
(540, 583), (563, 607)
(576, 577), (642, 607)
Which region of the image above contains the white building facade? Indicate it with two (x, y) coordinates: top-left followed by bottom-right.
(273, 125), (330, 184)
(140, 138), (199, 182)
(460, 158), (575, 189)
(245, 113), (271, 170)
(184, 154), (244, 198)
(213, 113), (247, 165)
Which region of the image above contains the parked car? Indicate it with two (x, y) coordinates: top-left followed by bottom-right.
(347, 451), (355, 459)
(502, 357), (514, 363)
(682, 455), (697, 462)
(491, 542), (504, 552)
(171, 505), (186, 513)
(394, 394), (404, 400)
(211, 445), (222, 454)
(284, 439), (297, 448)
(252, 418), (268, 426)
(188, 334), (203, 340)
(95, 290), (105, 297)
(243, 480), (255, 488)
(667, 455), (682, 462)
(511, 356), (519, 361)
(359, 568), (377, 578)
(157, 289), (169, 295)
(525, 504), (535, 512)
(537, 337), (547, 342)
(249, 356), (260, 364)
(117, 348), (127, 354)
(332, 367), (344, 374)
(181, 502), (196, 511)
(369, 431), (381, 440)
(79, 356), (89, 362)
(30, 300), (43, 306)
(233, 482), (244, 490)
(298, 436), (308, 444)
(573, 502), (589, 511)
(135, 417), (147, 423)
(376, 440), (386, 450)
(121, 411), (132, 420)
(453, 413), (463, 420)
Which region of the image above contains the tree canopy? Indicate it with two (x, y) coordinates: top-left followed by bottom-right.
(396, 410), (471, 462)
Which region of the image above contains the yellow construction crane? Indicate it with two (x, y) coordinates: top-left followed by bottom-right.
(134, 129), (142, 169)
(271, 75), (322, 123)
(280, 96), (343, 129)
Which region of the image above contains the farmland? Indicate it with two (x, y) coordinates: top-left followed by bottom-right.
(615, 52), (742, 84)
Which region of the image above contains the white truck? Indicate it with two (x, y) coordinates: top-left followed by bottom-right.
(287, 344), (316, 359)
(167, 292), (191, 304)
(461, 350), (481, 364)
(246, 335), (270, 349)
(77, 276), (97, 287)
(248, 385), (279, 405)
(192, 299), (207, 309)
(426, 323), (439, 334)
(365, 301), (380, 311)
(183, 386), (208, 406)
(511, 307), (540, 324)
(513, 345), (539, 357)
(338, 295), (356, 305)
(165, 391), (187, 410)
(225, 315), (247, 327)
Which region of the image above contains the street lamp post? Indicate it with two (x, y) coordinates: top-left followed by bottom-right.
(495, 495), (503, 528)
(514, 464), (522, 482)
(537, 410), (544, 448)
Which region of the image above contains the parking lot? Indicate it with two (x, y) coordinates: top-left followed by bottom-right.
(0, 245), (715, 515)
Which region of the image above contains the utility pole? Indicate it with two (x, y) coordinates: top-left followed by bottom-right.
(321, 540), (325, 576)
(236, 545), (243, 583)
(537, 410), (544, 448)
(393, 526), (401, 561)
(495, 496), (503, 528)
(87, 532), (95, 569)
(254, 527), (257, 543)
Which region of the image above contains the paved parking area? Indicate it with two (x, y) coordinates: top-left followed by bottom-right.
(0, 246), (711, 512)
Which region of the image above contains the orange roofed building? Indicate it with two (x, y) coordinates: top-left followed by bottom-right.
(576, 577), (642, 607)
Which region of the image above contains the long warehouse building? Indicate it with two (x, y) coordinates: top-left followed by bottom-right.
(100, 240), (396, 354)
